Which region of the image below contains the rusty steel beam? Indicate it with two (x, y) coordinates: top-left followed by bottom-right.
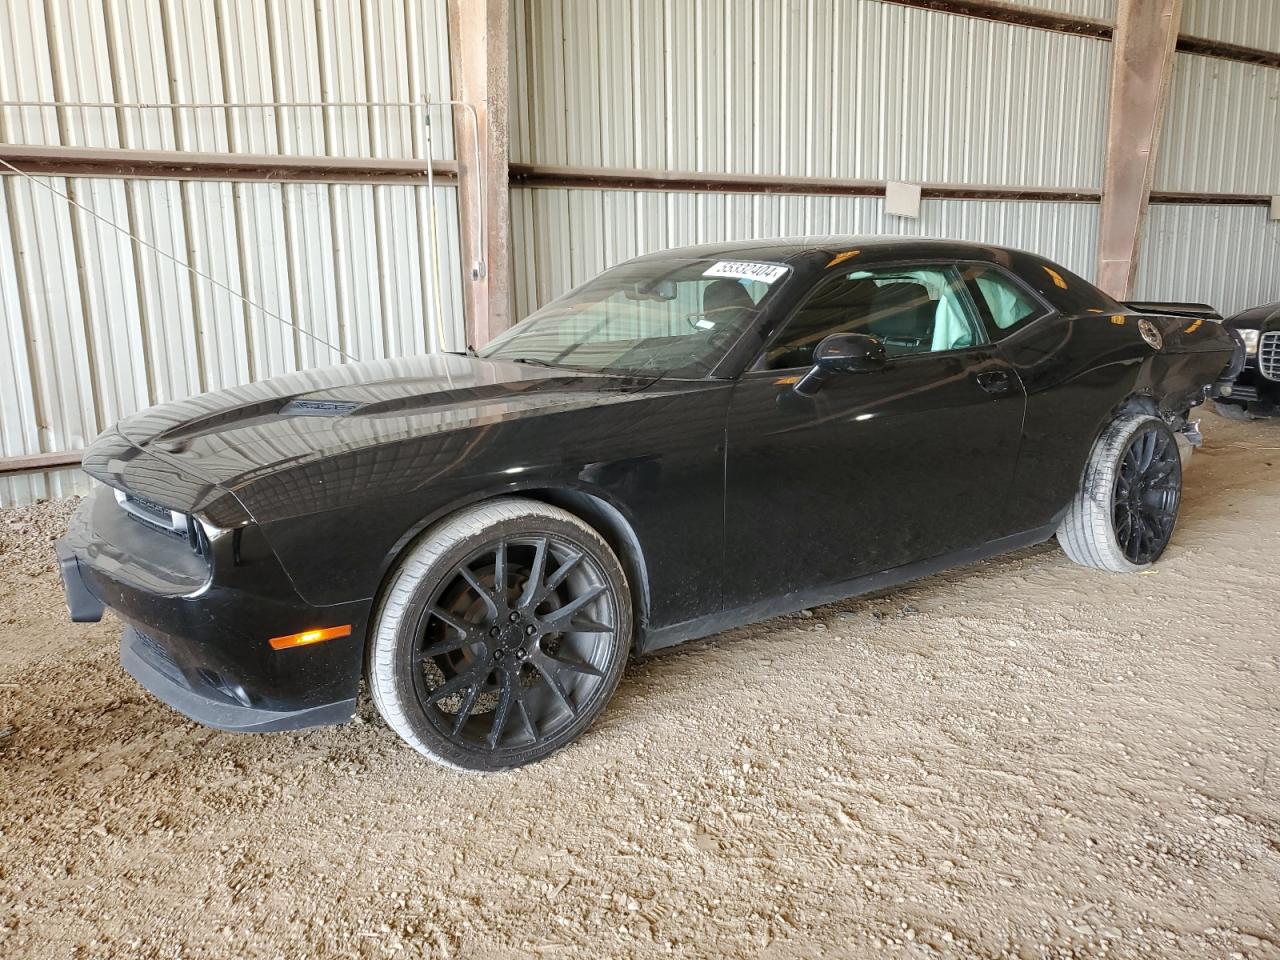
(0, 143), (458, 185)
(509, 163), (1103, 202)
(878, 0), (1111, 38)
(447, 0), (511, 348)
(1097, 0), (1183, 299)
(882, 0), (1280, 69)
(0, 451), (83, 475)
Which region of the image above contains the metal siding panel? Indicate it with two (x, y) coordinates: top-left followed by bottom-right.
(1156, 53), (1280, 194)
(1135, 204), (1280, 317)
(2, 176), (99, 452)
(1180, 0), (1280, 54)
(515, 0), (1111, 189)
(0, 2), (463, 461)
(0, 183), (41, 459)
(508, 186), (1101, 314)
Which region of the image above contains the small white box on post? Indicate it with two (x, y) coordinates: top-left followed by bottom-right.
(885, 181), (923, 220)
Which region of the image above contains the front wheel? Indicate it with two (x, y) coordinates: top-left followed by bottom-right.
(1058, 414), (1183, 572)
(368, 498), (632, 771)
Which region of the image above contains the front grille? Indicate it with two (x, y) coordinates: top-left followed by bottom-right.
(1260, 332), (1280, 381)
(112, 488), (208, 556)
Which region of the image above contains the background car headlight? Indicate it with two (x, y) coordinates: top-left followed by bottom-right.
(1238, 328), (1260, 356)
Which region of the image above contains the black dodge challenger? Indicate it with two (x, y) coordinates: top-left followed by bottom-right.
(57, 237), (1238, 770)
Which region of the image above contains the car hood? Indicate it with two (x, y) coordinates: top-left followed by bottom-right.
(107, 353), (651, 493)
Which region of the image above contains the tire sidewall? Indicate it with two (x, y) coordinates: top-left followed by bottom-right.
(1096, 415), (1182, 569)
(371, 502), (632, 771)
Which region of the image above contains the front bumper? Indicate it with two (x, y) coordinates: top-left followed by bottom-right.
(121, 625), (355, 732)
(56, 484), (367, 733)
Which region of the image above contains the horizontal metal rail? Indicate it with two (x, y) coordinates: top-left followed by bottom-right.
(880, 0), (1280, 68)
(509, 163), (1274, 207)
(0, 143), (458, 185)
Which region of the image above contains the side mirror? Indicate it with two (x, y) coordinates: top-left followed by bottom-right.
(794, 333), (886, 396)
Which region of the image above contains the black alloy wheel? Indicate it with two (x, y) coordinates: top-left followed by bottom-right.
(1111, 423), (1181, 565)
(412, 535), (617, 752)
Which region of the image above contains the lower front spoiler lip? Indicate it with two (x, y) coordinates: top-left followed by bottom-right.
(55, 538), (106, 623)
(121, 625), (356, 733)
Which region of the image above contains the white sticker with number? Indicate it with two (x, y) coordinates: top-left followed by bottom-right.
(702, 260), (789, 284)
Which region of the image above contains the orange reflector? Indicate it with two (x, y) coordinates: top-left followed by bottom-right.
(268, 624), (352, 651)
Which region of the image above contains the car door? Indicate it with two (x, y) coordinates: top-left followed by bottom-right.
(721, 262), (1027, 609)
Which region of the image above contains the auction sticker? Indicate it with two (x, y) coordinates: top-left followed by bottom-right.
(703, 260), (788, 284)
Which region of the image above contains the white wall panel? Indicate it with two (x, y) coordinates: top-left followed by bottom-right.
(0, 0), (455, 161)
(513, 0), (1112, 189)
(1181, 0), (1280, 54)
(1156, 54), (1280, 194)
(0, 176), (465, 458)
(510, 186), (1100, 317)
(1134, 204), (1280, 317)
(0, 0), (463, 462)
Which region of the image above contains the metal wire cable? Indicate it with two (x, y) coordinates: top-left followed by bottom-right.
(0, 154), (360, 363)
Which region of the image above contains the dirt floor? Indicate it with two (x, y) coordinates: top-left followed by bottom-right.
(1, 407), (1279, 960)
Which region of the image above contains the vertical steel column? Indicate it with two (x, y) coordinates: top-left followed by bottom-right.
(1097, 0), (1183, 299)
(447, 0), (510, 347)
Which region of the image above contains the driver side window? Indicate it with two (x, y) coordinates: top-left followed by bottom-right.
(764, 265), (986, 370)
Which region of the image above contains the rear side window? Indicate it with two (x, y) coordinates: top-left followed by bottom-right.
(968, 266), (1048, 337)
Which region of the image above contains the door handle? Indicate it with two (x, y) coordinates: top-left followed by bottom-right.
(974, 370), (1013, 395)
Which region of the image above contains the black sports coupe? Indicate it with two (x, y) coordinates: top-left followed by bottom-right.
(57, 237), (1238, 770)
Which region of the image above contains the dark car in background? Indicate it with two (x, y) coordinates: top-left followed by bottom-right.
(1215, 300), (1280, 419)
(56, 237), (1238, 771)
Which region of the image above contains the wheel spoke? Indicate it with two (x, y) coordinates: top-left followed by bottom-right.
(519, 537), (549, 607)
(542, 648), (605, 679)
(493, 540), (509, 598)
(534, 659), (579, 717)
(422, 632), (473, 658)
(451, 682), (482, 736)
(428, 605), (470, 636)
(426, 664), (487, 705)
(459, 566), (499, 618)
(565, 613), (614, 634)
(487, 672), (516, 749)
(542, 550), (585, 596)
(539, 583), (607, 628)
(516, 696), (541, 743)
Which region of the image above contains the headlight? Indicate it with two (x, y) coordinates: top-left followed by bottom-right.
(1238, 328), (1260, 356)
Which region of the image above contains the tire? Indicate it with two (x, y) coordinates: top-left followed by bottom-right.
(368, 497), (632, 771)
(1057, 414), (1183, 573)
(1213, 400), (1254, 422)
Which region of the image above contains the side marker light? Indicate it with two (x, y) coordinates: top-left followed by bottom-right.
(269, 624), (352, 651)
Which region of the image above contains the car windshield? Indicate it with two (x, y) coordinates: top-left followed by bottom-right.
(479, 256), (792, 377)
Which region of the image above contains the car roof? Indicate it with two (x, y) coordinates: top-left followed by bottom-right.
(627, 235), (1038, 265)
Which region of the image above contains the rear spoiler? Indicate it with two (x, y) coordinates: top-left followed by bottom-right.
(1123, 301), (1223, 322)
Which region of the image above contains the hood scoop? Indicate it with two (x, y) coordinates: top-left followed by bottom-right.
(280, 399), (363, 417)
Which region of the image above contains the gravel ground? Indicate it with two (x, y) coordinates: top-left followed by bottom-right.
(1, 408), (1278, 960)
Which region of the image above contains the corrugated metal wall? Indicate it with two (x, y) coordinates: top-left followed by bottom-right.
(510, 188), (1101, 319)
(1181, 0), (1280, 53)
(512, 0), (1111, 188)
(1156, 54), (1280, 195)
(1134, 204), (1280, 317)
(0, 0), (464, 463)
(509, 0), (1113, 313)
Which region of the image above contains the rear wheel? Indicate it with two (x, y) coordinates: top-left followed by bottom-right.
(369, 498), (631, 771)
(1058, 414), (1182, 572)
